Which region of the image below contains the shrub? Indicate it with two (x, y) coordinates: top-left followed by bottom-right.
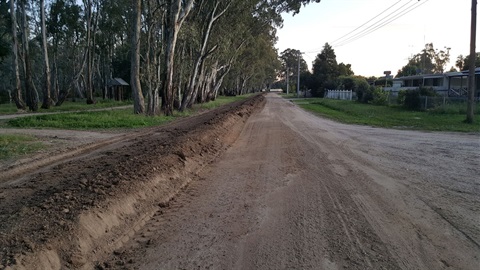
(359, 86), (387, 105)
(399, 87), (437, 110)
(419, 86), (437, 97)
(403, 90), (422, 110)
(397, 90), (407, 105)
(370, 87), (389, 106)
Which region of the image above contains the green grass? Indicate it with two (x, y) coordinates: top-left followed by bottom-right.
(0, 134), (44, 160)
(0, 103), (18, 114)
(195, 94), (253, 110)
(7, 109), (175, 129)
(3, 95), (253, 130)
(0, 99), (132, 115)
(278, 92), (297, 99)
(294, 98), (480, 133)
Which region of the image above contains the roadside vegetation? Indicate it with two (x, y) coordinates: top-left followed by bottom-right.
(293, 98), (480, 133)
(0, 99), (132, 115)
(3, 95), (252, 130)
(0, 95), (252, 160)
(0, 134), (44, 160)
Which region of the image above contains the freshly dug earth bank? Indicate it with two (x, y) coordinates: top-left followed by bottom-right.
(0, 94), (265, 269)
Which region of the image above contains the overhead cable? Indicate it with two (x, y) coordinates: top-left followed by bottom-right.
(333, 0), (431, 48)
(330, 0), (403, 45)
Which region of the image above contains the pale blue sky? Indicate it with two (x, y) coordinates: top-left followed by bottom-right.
(276, 0), (477, 77)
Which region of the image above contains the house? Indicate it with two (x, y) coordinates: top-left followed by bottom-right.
(385, 67), (480, 97)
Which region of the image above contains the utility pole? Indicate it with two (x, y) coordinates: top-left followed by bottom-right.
(286, 67), (289, 95)
(466, 0), (477, 123)
(297, 52), (303, 98)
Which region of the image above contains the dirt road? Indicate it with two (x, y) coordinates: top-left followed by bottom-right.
(107, 93), (480, 269)
(1, 93), (478, 269)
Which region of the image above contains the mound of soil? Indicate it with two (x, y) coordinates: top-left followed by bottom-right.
(0, 94), (265, 269)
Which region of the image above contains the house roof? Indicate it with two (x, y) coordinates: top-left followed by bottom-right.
(108, 78), (129, 86)
(393, 75), (424, 81)
(461, 67), (480, 75)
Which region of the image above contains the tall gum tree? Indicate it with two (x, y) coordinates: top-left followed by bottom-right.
(20, 0), (39, 111)
(162, 0), (195, 116)
(9, 0), (26, 109)
(40, 0), (53, 109)
(180, 0), (231, 111)
(130, 0), (145, 114)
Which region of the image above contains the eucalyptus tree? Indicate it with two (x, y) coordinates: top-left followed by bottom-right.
(143, 0), (165, 115)
(47, 0), (85, 105)
(0, 0), (9, 62)
(123, 0), (321, 115)
(19, 0), (39, 111)
(40, 0), (52, 109)
(280, 48), (308, 91)
(9, 0), (26, 109)
(180, 0), (232, 111)
(161, 0), (195, 116)
(397, 43), (451, 77)
(274, 0), (322, 14)
(82, 0), (99, 104)
(130, 0), (145, 114)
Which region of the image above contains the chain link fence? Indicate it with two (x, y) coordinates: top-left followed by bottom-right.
(385, 93), (478, 113)
(419, 96), (478, 113)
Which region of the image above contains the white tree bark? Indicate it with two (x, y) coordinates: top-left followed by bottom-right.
(130, 0), (145, 114)
(180, 1), (230, 111)
(40, 0), (52, 109)
(10, 0), (25, 109)
(162, 0), (194, 116)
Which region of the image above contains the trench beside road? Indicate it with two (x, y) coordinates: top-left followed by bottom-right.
(106, 93), (480, 269)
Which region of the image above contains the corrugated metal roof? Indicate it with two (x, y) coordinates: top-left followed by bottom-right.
(108, 78), (129, 86)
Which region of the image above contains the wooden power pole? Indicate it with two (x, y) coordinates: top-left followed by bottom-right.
(466, 0), (477, 123)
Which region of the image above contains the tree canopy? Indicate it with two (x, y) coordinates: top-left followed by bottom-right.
(1, 0), (321, 114)
(396, 43), (451, 77)
(308, 43), (354, 96)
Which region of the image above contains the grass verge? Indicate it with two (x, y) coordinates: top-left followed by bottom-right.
(0, 134), (44, 160)
(4, 95), (254, 130)
(294, 98), (480, 133)
(0, 99), (132, 115)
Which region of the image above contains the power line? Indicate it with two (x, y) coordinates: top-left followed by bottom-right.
(332, 0), (418, 47)
(330, 0), (402, 45)
(333, 0), (431, 48)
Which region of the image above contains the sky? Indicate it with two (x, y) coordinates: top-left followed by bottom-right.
(275, 0), (477, 77)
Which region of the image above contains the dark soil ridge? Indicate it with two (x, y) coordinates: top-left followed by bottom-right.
(0, 94), (265, 270)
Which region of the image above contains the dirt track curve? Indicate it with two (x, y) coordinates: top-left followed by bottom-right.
(1, 93), (479, 269)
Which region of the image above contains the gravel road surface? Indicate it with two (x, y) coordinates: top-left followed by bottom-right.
(109, 93), (479, 269)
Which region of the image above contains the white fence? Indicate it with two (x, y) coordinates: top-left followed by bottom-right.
(325, 90), (353, 100)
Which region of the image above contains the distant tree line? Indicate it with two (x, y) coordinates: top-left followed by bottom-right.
(275, 43), (375, 102)
(0, 0), (321, 115)
(396, 43), (479, 77)
(274, 42), (479, 105)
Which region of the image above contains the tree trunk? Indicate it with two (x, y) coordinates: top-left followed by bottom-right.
(466, 0), (477, 123)
(145, 0), (163, 116)
(130, 0), (145, 114)
(212, 64), (231, 100)
(181, 2), (218, 111)
(10, 0), (25, 110)
(51, 52), (59, 103)
(20, 0), (38, 111)
(84, 0), (95, 104)
(162, 0), (194, 116)
(40, 0), (53, 109)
